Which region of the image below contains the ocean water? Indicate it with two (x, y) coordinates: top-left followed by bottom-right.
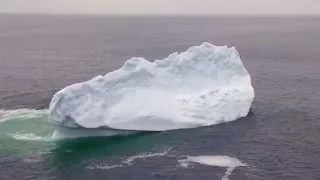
(0, 15), (320, 180)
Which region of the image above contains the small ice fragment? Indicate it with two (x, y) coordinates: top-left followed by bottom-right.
(179, 155), (247, 180)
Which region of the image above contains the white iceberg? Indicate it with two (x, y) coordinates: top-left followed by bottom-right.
(48, 42), (254, 131)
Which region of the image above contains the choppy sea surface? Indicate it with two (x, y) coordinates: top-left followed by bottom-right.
(0, 15), (320, 180)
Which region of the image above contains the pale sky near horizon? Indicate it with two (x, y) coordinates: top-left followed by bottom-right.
(1, 0), (319, 15)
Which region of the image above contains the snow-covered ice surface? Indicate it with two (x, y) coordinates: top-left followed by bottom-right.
(48, 42), (254, 131)
(179, 155), (247, 180)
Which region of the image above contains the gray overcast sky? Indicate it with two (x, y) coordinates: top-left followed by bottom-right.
(1, 0), (320, 15)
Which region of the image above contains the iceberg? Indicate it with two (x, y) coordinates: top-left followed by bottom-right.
(48, 42), (254, 131)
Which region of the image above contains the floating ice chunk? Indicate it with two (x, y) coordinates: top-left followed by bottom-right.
(49, 42), (254, 131)
(179, 155), (246, 167)
(179, 155), (247, 180)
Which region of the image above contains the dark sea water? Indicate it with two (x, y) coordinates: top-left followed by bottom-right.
(0, 15), (320, 180)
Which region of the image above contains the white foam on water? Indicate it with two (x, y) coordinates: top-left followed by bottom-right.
(179, 155), (247, 180)
(87, 164), (123, 170)
(0, 109), (48, 123)
(87, 148), (171, 170)
(9, 132), (49, 141)
(123, 149), (170, 165)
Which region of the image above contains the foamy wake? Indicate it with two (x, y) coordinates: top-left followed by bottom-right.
(87, 148), (171, 170)
(9, 132), (49, 141)
(87, 150), (247, 180)
(123, 150), (170, 165)
(0, 109), (48, 123)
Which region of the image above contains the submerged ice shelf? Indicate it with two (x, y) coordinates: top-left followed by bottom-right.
(48, 42), (254, 131)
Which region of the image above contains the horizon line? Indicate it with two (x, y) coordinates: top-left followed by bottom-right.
(1, 12), (320, 18)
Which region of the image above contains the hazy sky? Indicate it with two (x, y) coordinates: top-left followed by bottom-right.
(1, 0), (319, 15)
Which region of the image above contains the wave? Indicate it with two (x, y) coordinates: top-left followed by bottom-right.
(8, 132), (50, 141)
(0, 109), (53, 142)
(0, 109), (48, 123)
(87, 148), (171, 170)
(0, 108), (138, 140)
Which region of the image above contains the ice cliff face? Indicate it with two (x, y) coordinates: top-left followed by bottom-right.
(48, 42), (254, 131)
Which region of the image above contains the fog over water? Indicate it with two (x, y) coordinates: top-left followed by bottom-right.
(1, 0), (320, 15)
